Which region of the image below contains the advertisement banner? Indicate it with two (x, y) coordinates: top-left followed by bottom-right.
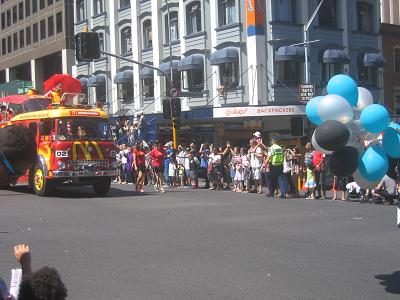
(246, 0), (265, 36)
(213, 105), (306, 118)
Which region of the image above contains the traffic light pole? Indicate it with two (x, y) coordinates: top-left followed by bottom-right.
(172, 118), (178, 148)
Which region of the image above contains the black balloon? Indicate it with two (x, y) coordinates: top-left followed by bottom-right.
(328, 146), (359, 177)
(314, 120), (350, 152)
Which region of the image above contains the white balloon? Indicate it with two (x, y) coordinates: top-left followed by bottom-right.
(356, 87), (374, 111)
(318, 94), (354, 124)
(312, 131), (333, 154)
(352, 168), (380, 190)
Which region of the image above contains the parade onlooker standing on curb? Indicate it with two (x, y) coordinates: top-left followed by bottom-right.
(133, 141), (147, 193)
(283, 146), (294, 197)
(190, 142), (199, 188)
(266, 136), (285, 198)
(313, 150), (327, 199)
(291, 147), (301, 198)
(149, 141), (166, 193)
(164, 142), (173, 188)
(240, 147), (251, 193)
(208, 147), (222, 190)
(249, 138), (264, 194)
(200, 143), (210, 189)
(189, 150), (200, 188)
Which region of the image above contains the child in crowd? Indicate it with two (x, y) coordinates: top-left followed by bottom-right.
(168, 154), (177, 187)
(178, 163), (185, 188)
(234, 157), (243, 192)
(304, 165), (316, 199)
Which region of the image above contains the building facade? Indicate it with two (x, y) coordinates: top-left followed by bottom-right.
(381, 0), (400, 115)
(73, 0), (383, 144)
(0, 0), (75, 94)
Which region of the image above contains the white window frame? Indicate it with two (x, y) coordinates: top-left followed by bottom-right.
(186, 1), (201, 35)
(165, 11), (179, 44)
(276, 60), (301, 84)
(120, 26), (132, 55)
(93, 0), (104, 15)
(76, 0), (86, 22)
(218, 0), (237, 27)
(141, 78), (154, 98)
(357, 1), (373, 32)
(183, 69), (204, 91)
(218, 62), (239, 87)
(142, 19), (152, 49)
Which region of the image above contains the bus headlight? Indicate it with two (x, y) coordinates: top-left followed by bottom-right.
(58, 161), (67, 170)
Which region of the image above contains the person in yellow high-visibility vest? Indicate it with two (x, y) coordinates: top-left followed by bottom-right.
(265, 136), (286, 198)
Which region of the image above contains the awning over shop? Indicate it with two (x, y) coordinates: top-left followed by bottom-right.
(177, 54), (204, 71)
(275, 46), (305, 61)
(114, 70), (133, 84)
(210, 47), (239, 65)
(158, 60), (180, 76)
(140, 66), (154, 79)
(363, 53), (386, 67)
(323, 49), (350, 64)
(87, 74), (106, 87)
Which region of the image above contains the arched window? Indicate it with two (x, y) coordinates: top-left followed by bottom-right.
(394, 46), (400, 73)
(218, 0), (236, 26)
(186, 1), (201, 35)
(76, 0), (86, 22)
(165, 11), (179, 43)
(142, 19), (152, 49)
(357, 1), (373, 32)
(93, 0), (104, 15)
(274, 0), (297, 23)
(120, 27), (132, 55)
(318, 0), (337, 28)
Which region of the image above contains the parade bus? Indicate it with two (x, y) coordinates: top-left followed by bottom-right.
(0, 93), (118, 196)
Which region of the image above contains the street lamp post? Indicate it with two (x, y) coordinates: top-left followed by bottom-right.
(303, 0), (325, 83)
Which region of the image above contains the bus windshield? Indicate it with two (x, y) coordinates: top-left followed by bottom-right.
(57, 117), (112, 141)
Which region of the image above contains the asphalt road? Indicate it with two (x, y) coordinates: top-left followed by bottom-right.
(0, 184), (399, 300)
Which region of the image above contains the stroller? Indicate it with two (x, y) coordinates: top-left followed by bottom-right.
(346, 178), (363, 202)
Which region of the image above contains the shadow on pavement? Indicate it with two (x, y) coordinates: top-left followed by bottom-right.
(375, 271), (400, 294)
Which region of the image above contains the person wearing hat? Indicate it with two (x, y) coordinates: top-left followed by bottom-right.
(265, 135), (286, 198)
(252, 131), (267, 150)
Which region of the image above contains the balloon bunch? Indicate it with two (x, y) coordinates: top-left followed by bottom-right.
(306, 74), (400, 188)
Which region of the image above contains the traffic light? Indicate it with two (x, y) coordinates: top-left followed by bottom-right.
(171, 98), (181, 118)
(75, 32), (100, 62)
(290, 116), (304, 137)
(162, 98), (172, 119)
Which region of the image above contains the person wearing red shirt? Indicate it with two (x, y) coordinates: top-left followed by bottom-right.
(133, 141), (147, 193)
(149, 141), (166, 193)
(312, 151), (326, 199)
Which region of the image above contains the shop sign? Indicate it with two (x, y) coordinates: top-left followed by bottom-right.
(213, 105), (306, 118)
(298, 84), (315, 103)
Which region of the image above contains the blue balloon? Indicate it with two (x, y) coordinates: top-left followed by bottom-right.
(359, 145), (389, 182)
(306, 96), (323, 125)
(360, 104), (390, 133)
(383, 124), (400, 158)
(327, 74), (359, 106)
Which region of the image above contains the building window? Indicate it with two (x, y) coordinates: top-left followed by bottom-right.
(6, 10), (11, 27)
(76, 0), (86, 22)
(357, 1), (372, 32)
(142, 19), (152, 49)
(47, 15), (54, 36)
(93, 0), (104, 15)
(119, 0), (129, 9)
(48, 0), (53, 5)
(40, 19), (46, 39)
(56, 12), (62, 33)
(117, 83), (134, 103)
(183, 69), (204, 91)
(19, 29), (24, 48)
(186, 1), (201, 35)
(7, 36), (12, 53)
(19, 2), (24, 20)
(218, 0), (236, 27)
(322, 63), (340, 83)
(274, 0), (296, 22)
(40, 0), (45, 9)
(141, 79), (154, 98)
(1, 13), (5, 29)
(12, 6), (17, 24)
(98, 32), (104, 52)
(26, 26), (31, 45)
(95, 85), (106, 103)
(276, 61), (300, 84)
(120, 27), (132, 55)
(318, 0), (337, 28)
(25, 0), (30, 17)
(13, 32), (18, 51)
(165, 11), (179, 43)
(358, 65), (377, 86)
(33, 23), (38, 42)
(32, 0), (37, 13)
(219, 62), (239, 87)
(394, 47), (400, 73)
(2, 38), (6, 55)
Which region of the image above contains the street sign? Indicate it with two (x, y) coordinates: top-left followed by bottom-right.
(298, 83), (315, 103)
